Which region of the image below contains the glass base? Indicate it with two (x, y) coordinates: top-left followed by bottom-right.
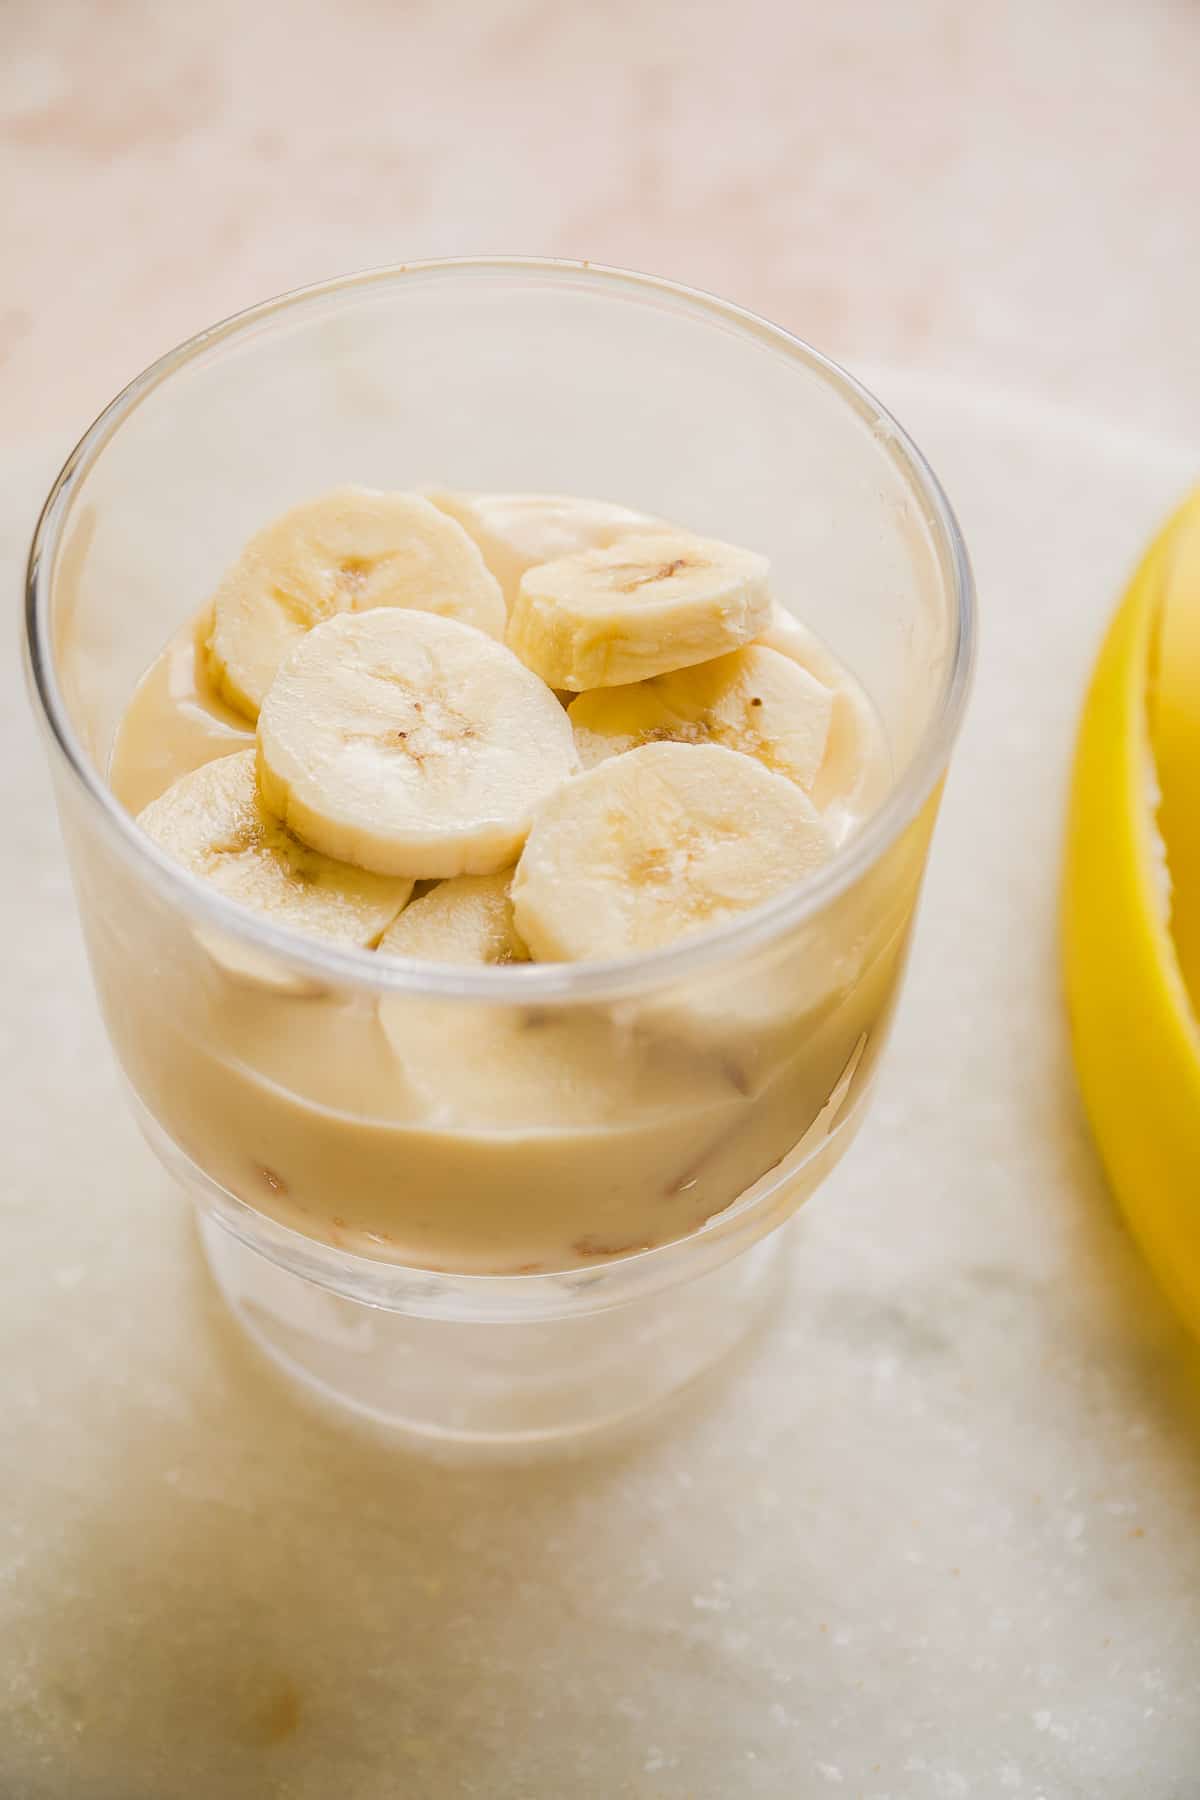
(199, 1211), (790, 1451)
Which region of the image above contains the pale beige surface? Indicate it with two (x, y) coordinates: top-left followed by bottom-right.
(3, 0), (1200, 450)
(6, 382), (1200, 1797)
(6, 3), (1200, 1797)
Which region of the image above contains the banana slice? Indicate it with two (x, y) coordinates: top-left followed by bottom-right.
(507, 532), (773, 691)
(512, 740), (833, 961)
(378, 871), (529, 966)
(256, 608), (580, 879)
(373, 866), (638, 1129)
(756, 604), (891, 832)
(567, 643), (834, 791)
(374, 870), (637, 1128)
(376, 922), (745, 1132)
(137, 749), (412, 947)
(425, 490), (662, 611)
(207, 487), (506, 719)
(380, 992), (727, 1132)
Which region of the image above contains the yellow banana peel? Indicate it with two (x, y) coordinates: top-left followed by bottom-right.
(1151, 505), (1200, 1004)
(1063, 488), (1200, 1335)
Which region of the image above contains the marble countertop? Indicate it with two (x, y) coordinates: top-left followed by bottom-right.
(6, 0), (1200, 451)
(4, 4), (1200, 1796)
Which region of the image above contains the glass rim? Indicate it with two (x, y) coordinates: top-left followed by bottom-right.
(24, 256), (976, 1005)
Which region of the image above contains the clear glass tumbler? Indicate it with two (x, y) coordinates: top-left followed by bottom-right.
(24, 260), (973, 1447)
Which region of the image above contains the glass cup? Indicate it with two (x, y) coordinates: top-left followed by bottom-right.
(24, 261), (974, 1448)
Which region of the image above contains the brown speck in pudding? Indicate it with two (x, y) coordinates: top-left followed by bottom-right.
(573, 1235), (653, 1259)
(259, 1165), (288, 1196)
(720, 1055), (751, 1096)
(749, 696), (763, 707)
(249, 1680), (302, 1745)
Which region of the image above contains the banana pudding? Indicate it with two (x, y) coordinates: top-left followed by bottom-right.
(106, 488), (904, 1273)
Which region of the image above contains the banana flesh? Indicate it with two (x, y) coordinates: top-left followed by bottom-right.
(425, 489), (662, 611)
(567, 643), (833, 791)
(507, 532), (772, 691)
(255, 608), (580, 878)
(378, 871), (529, 967)
(512, 740), (833, 962)
(756, 603), (892, 829)
(208, 487), (505, 719)
(137, 749), (412, 948)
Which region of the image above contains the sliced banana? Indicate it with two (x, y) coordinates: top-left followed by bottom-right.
(378, 871), (529, 966)
(756, 604), (892, 833)
(256, 608), (580, 879)
(425, 490), (662, 611)
(382, 996), (689, 1132)
(375, 889), (622, 1128)
(373, 864), (638, 1129)
(137, 749), (412, 948)
(512, 740), (833, 962)
(379, 966), (745, 1133)
(507, 531), (773, 691)
(207, 487), (506, 720)
(567, 643), (834, 791)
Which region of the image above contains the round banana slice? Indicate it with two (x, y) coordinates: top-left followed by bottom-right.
(373, 870), (640, 1129)
(377, 938), (745, 1134)
(756, 604), (891, 833)
(425, 490), (663, 610)
(256, 609), (580, 879)
(512, 740), (833, 961)
(378, 871), (529, 966)
(373, 864), (636, 1129)
(137, 749), (413, 947)
(381, 995), (708, 1132)
(507, 532), (773, 691)
(207, 487), (506, 720)
(567, 643), (834, 792)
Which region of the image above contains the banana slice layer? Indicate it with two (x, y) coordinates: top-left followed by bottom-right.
(256, 609), (580, 880)
(425, 490), (662, 611)
(568, 643), (833, 791)
(512, 740), (833, 961)
(378, 871), (529, 967)
(137, 749), (413, 947)
(756, 604), (892, 830)
(507, 531), (772, 691)
(208, 487), (505, 719)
